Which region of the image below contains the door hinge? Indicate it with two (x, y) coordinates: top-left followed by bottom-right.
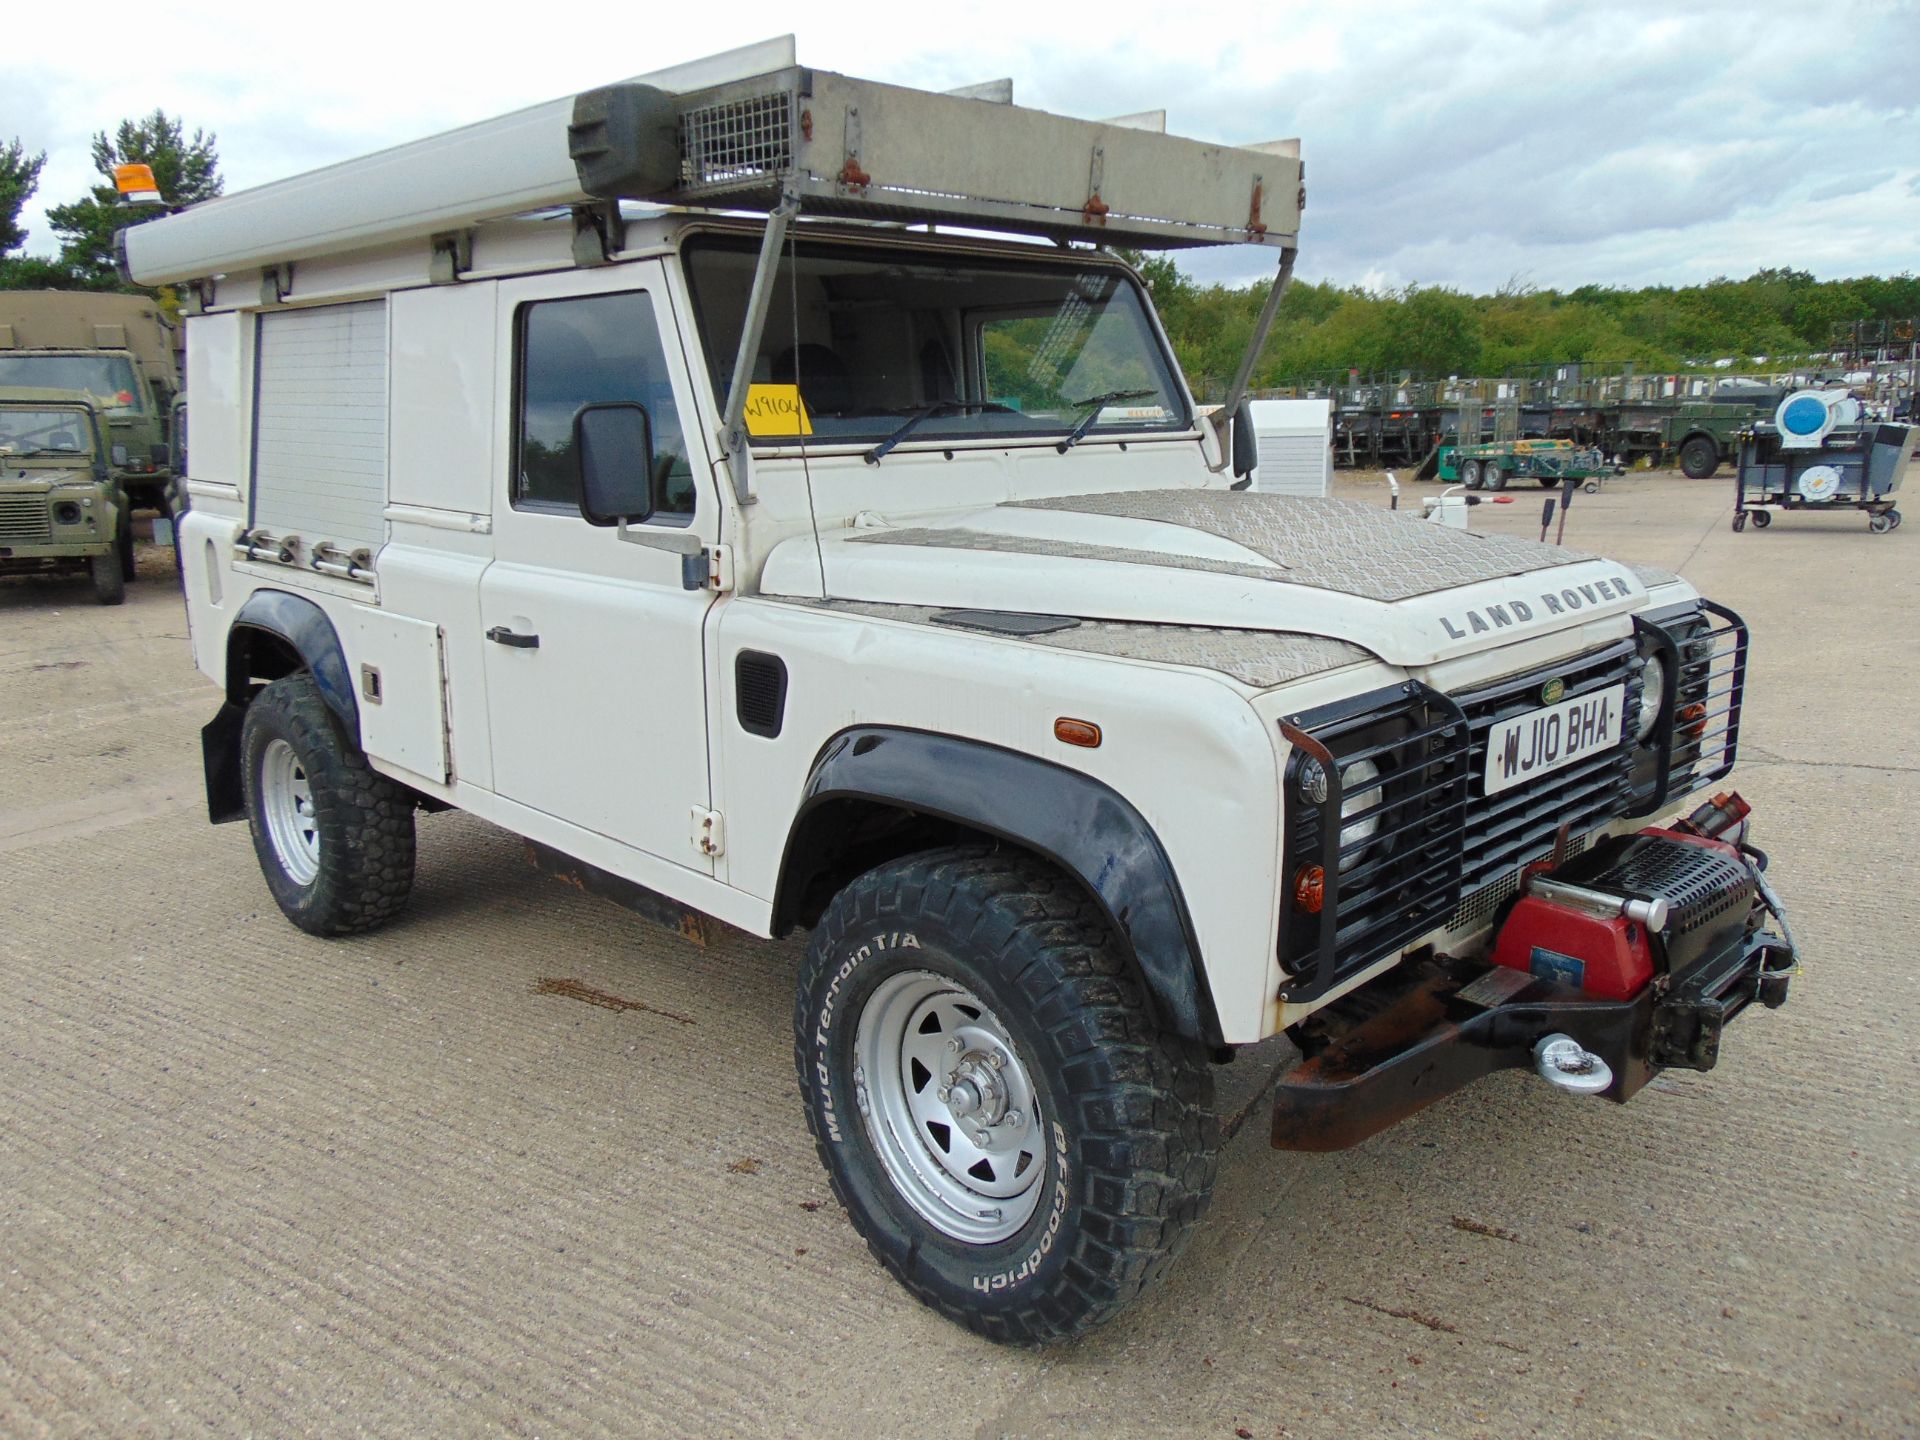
(690, 807), (726, 858)
(679, 544), (735, 593)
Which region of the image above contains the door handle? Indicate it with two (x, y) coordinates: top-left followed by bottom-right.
(486, 625), (539, 649)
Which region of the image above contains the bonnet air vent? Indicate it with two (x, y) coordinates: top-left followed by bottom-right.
(736, 650), (789, 738)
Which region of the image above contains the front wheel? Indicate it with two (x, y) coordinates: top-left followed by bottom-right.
(795, 848), (1219, 1346)
(1678, 435), (1720, 479)
(241, 673), (416, 935)
(1461, 458), (1484, 489)
(1750, 510), (1772, 529)
(1486, 464), (1509, 491)
(89, 552), (125, 605)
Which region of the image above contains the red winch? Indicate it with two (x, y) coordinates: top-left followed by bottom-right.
(1490, 793), (1759, 1001)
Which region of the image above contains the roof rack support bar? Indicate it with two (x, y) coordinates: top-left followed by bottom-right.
(1208, 243), (1297, 472)
(721, 189), (802, 505)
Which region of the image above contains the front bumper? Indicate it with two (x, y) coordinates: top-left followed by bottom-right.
(0, 541), (112, 570)
(1269, 924), (1795, 1152)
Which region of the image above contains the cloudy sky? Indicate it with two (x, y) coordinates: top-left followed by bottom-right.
(8, 0), (1918, 294)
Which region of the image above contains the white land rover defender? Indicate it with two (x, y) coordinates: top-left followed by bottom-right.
(127, 39), (1797, 1344)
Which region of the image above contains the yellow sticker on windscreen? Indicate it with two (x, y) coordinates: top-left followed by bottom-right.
(743, 383), (813, 437)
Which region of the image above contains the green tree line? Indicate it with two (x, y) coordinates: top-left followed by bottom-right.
(1133, 254), (1920, 398)
(1, 112), (221, 293)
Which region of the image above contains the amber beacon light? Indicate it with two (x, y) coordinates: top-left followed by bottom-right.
(114, 164), (163, 206)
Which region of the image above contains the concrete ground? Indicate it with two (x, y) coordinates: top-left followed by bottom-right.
(1, 475), (1914, 1438)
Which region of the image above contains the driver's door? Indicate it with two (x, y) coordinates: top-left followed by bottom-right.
(478, 262), (718, 871)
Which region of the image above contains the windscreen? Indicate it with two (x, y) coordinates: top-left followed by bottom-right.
(0, 408), (93, 457)
(683, 233), (1187, 446)
(0, 355), (143, 413)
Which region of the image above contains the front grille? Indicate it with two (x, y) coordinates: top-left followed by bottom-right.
(1284, 616), (1745, 986)
(1454, 638), (1641, 891)
(680, 91), (793, 193)
(1448, 832), (1588, 932)
(0, 494), (53, 544)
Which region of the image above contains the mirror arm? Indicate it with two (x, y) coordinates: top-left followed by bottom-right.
(720, 188), (802, 506)
(613, 519), (704, 556)
(1206, 244), (1296, 474)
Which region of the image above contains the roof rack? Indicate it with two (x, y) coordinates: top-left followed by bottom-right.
(121, 36), (1301, 287)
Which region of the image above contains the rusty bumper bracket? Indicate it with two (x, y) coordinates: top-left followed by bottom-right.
(1270, 933), (1793, 1153)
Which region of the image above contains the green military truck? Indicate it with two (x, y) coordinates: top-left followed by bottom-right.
(1602, 388), (1780, 478)
(0, 291), (180, 512)
(0, 390), (137, 604)
(1661, 394), (1781, 478)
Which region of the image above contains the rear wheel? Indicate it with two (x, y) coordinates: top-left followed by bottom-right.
(1870, 513), (1894, 534)
(1486, 464), (1508, 491)
(1678, 435), (1720, 479)
(1732, 512), (1748, 532)
(241, 673), (416, 935)
(795, 847), (1219, 1346)
(1461, 459), (1484, 489)
(88, 552), (125, 605)
(1537, 475), (1559, 489)
(1750, 510), (1772, 529)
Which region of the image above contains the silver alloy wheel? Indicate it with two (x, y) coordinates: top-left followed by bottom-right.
(853, 970), (1047, 1246)
(259, 737), (321, 886)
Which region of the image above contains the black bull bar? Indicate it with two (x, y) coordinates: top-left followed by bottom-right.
(1269, 929), (1796, 1152)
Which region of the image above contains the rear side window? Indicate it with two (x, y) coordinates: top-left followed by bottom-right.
(513, 290), (695, 519)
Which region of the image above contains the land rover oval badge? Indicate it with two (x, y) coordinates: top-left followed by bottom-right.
(1541, 677), (1566, 705)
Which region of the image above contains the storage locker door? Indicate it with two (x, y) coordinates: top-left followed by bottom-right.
(251, 300), (388, 554)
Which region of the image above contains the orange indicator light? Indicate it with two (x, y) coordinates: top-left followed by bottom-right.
(1054, 718), (1102, 749)
(1292, 865), (1325, 914)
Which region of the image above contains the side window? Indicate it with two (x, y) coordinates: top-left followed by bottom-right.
(514, 290), (696, 520)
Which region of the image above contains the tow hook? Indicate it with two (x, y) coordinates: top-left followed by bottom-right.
(1533, 1033), (1613, 1095)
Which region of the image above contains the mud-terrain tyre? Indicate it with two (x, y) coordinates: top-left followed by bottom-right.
(794, 846), (1220, 1346)
(1678, 435), (1719, 479)
(89, 552), (125, 605)
(240, 673), (415, 936)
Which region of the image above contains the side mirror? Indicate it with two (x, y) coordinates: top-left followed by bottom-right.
(1230, 396), (1258, 480)
(572, 402), (656, 527)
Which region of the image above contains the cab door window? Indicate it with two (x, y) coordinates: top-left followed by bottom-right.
(513, 290), (695, 522)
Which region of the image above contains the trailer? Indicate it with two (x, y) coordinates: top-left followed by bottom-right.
(1731, 389), (1914, 533)
(1441, 438), (1616, 492)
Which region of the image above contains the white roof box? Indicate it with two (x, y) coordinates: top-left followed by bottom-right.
(123, 37), (1301, 287)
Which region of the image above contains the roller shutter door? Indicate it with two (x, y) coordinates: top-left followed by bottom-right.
(251, 300), (388, 554)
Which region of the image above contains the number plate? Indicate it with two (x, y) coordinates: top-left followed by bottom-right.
(1484, 683), (1625, 796)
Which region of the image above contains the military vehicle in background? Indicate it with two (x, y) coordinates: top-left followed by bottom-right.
(0, 390), (137, 604)
(0, 291), (180, 512)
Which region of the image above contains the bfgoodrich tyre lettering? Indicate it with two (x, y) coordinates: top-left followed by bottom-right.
(794, 846), (1219, 1346)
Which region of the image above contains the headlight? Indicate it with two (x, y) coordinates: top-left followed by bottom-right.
(1634, 652), (1667, 742)
(1340, 758), (1384, 850)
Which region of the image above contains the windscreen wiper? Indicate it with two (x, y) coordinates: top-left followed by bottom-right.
(1054, 389), (1160, 452)
(862, 401), (1011, 466)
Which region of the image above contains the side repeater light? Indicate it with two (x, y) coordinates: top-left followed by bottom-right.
(1054, 718), (1102, 749)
